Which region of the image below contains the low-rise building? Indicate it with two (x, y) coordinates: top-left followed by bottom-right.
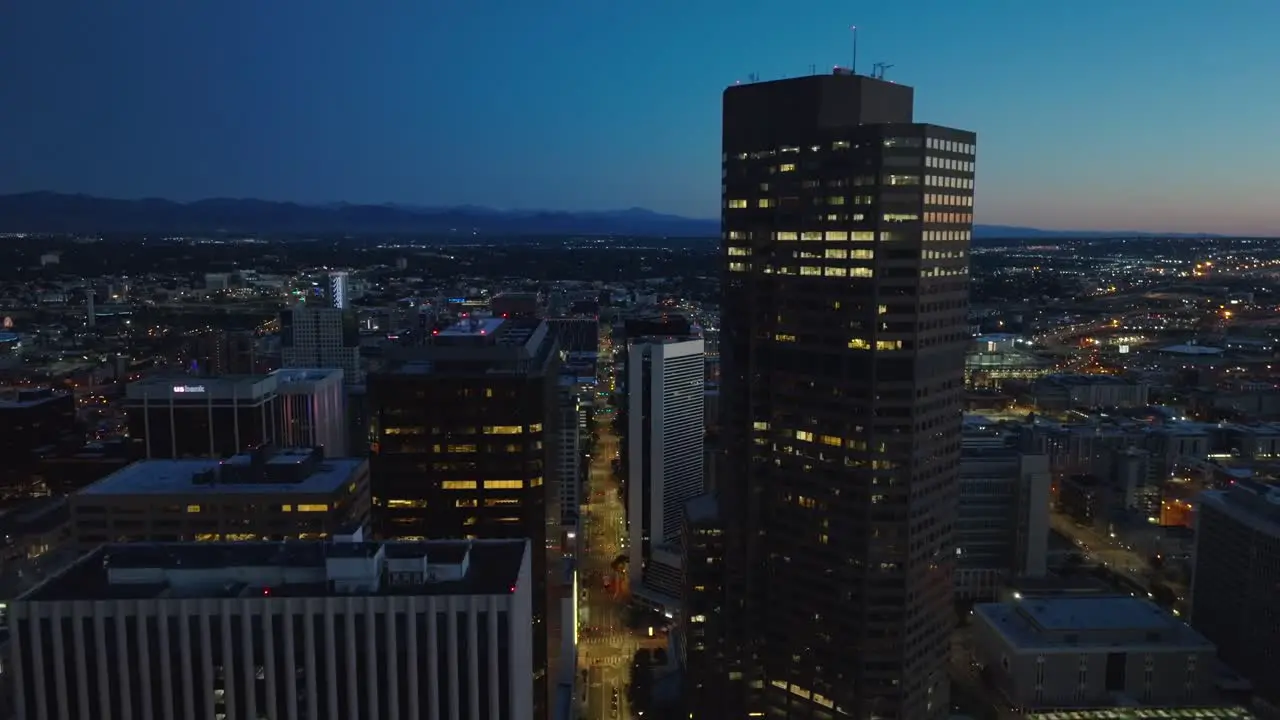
(69, 446), (370, 546)
(973, 595), (1216, 709)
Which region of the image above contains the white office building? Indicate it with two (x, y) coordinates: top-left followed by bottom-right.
(627, 337), (704, 606)
(328, 271), (350, 310)
(281, 305), (361, 384)
(9, 536), (535, 720)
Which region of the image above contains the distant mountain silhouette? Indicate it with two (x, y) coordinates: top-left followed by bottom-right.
(0, 193), (1219, 239)
(0, 193), (721, 237)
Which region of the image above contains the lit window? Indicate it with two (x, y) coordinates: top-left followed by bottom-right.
(728, 247), (750, 256)
(824, 268), (847, 277)
(848, 338), (870, 350)
(827, 196), (845, 206)
(775, 231), (798, 241)
(442, 480), (478, 490)
(883, 213), (920, 222)
(799, 266), (822, 276)
(530, 476), (544, 487)
(528, 423), (543, 432)
(825, 248), (848, 259)
(753, 421), (770, 431)
(795, 430), (815, 442)
(484, 425), (523, 435)
(727, 199), (748, 209)
(876, 340), (903, 351)
(446, 444), (477, 453)
(729, 262), (749, 272)
(825, 231), (848, 241)
(779, 163), (797, 172)
(850, 268), (873, 278)
(728, 230), (747, 240)
(832, 140), (850, 149)
(801, 231), (822, 242)
(774, 333), (797, 342)
(879, 232), (904, 242)
(850, 249), (874, 259)
(280, 505), (293, 512)
(484, 480), (524, 490)
(819, 435), (842, 447)
(851, 231), (874, 242)
(757, 198), (775, 208)
(186, 505), (201, 513)
(878, 304), (888, 315)
(296, 504), (329, 512)
(455, 499), (478, 508)
(884, 174), (919, 186)
(386, 499), (427, 508)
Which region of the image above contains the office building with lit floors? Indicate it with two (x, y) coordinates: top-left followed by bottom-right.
(369, 315), (560, 716)
(1191, 479), (1280, 703)
(718, 70), (976, 719)
(627, 337), (705, 610)
(8, 536), (535, 720)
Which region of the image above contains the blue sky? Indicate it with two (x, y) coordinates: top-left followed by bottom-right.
(2, 0), (1277, 233)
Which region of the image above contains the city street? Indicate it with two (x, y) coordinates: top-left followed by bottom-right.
(578, 330), (649, 720)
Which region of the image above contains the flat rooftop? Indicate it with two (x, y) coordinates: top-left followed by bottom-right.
(439, 317), (506, 337)
(77, 450), (365, 497)
(976, 595), (1213, 651)
(21, 539), (527, 602)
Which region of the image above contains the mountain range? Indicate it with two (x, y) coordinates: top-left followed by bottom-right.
(0, 192), (1214, 239)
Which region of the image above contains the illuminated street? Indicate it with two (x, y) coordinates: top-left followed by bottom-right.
(578, 327), (655, 720)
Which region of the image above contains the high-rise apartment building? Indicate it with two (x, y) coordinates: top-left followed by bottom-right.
(627, 337), (705, 607)
(280, 305), (361, 384)
(368, 316), (560, 715)
(717, 70), (976, 719)
(8, 537), (535, 720)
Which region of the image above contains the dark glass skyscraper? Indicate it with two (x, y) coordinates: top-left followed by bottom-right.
(717, 70), (976, 719)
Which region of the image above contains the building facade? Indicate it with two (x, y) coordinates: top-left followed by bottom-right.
(369, 316), (560, 715)
(627, 337), (705, 605)
(956, 419), (1050, 599)
(1191, 479), (1280, 702)
(125, 370), (346, 460)
(717, 70), (976, 718)
(972, 596), (1217, 709)
(280, 305), (361, 384)
(8, 537), (534, 720)
(69, 447), (370, 546)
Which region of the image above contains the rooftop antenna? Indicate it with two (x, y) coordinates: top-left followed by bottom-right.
(877, 63), (895, 80)
(810, 64), (817, 76)
(850, 25), (858, 75)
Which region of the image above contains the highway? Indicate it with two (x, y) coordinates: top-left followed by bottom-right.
(578, 330), (643, 720)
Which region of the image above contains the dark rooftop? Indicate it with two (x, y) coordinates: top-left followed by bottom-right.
(21, 538), (527, 602)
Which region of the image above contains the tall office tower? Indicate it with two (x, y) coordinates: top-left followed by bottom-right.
(956, 420), (1050, 600)
(718, 70), (976, 719)
(9, 537), (536, 720)
(1191, 479), (1280, 703)
(328, 270), (350, 309)
(368, 316), (560, 715)
(280, 305), (362, 384)
(680, 493), (730, 718)
(84, 289), (96, 327)
(627, 337), (705, 609)
(554, 376), (585, 530)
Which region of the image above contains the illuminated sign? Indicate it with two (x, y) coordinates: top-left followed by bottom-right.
(172, 385), (207, 394)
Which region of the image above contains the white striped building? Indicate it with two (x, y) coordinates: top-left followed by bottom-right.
(9, 537), (534, 720)
(627, 337), (706, 605)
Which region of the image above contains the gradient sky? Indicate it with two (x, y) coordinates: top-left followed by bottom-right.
(2, 1), (1278, 234)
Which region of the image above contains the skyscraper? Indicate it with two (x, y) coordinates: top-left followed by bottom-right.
(328, 270), (350, 310)
(367, 316), (561, 716)
(626, 337), (705, 608)
(717, 69), (976, 719)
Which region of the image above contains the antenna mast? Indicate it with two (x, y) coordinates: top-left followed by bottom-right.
(850, 25), (858, 75)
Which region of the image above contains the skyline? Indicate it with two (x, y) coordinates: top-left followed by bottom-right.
(3, 1), (1278, 234)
